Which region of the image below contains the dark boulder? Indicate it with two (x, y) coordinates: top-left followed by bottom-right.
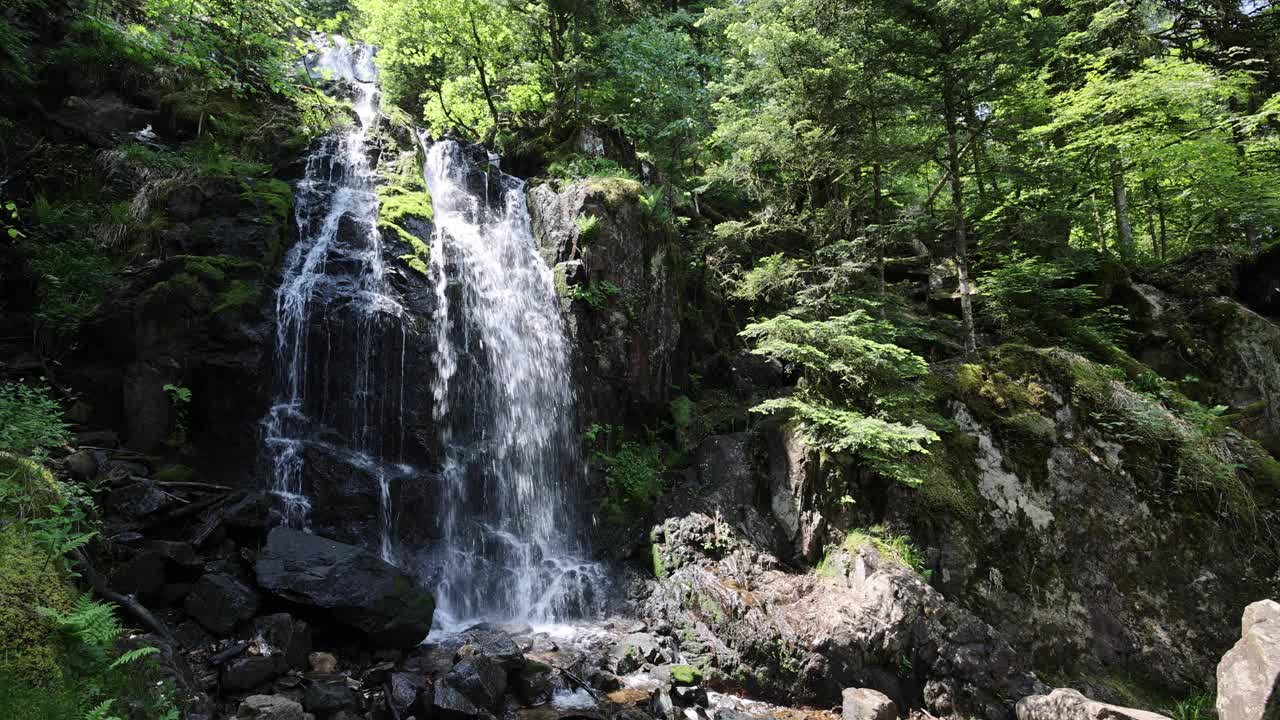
(221, 656), (280, 691)
(184, 573), (260, 636)
(303, 674), (357, 715)
(252, 613), (312, 672)
(112, 550), (167, 600)
(254, 527), (434, 647)
(444, 655), (507, 710)
(388, 671), (427, 718)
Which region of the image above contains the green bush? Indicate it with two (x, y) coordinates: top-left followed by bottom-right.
(981, 252), (1099, 345)
(596, 441), (666, 519)
(0, 384), (70, 457)
(742, 310), (938, 485)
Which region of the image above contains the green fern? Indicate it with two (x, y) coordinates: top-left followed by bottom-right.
(83, 699), (122, 720)
(109, 645), (159, 669)
(39, 594), (124, 651)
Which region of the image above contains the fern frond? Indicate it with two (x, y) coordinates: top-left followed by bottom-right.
(109, 645), (159, 669)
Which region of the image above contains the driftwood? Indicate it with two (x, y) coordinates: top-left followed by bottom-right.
(73, 548), (177, 645)
(553, 663), (600, 702)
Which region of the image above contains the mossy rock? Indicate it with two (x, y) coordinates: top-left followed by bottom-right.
(0, 454), (76, 688)
(669, 664), (703, 686)
(142, 254), (260, 316)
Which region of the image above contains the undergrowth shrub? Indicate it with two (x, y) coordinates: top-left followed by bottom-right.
(742, 310), (938, 485)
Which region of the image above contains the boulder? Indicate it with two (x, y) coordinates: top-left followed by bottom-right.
(255, 528), (434, 647)
(64, 449), (98, 480)
(432, 676), (487, 717)
(237, 694), (305, 720)
(184, 573), (259, 636)
(252, 613), (313, 671)
(1217, 600), (1280, 720)
(441, 655), (507, 710)
(303, 674), (356, 715)
(1016, 689), (1171, 720)
(453, 627), (525, 670)
(112, 550), (167, 599)
(309, 652), (338, 673)
(388, 671), (426, 717)
(221, 656), (280, 691)
(842, 688), (898, 720)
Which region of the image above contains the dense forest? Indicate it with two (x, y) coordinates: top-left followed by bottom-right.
(1, 0), (1280, 719)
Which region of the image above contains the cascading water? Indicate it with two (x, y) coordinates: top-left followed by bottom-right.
(423, 139), (606, 625)
(260, 36), (605, 624)
(262, 37), (408, 563)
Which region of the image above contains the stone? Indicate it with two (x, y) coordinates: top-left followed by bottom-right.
(453, 627), (525, 670)
(513, 662), (552, 704)
(237, 694), (305, 720)
(1217, 599), (1280, 720)
(672, 685), (708, 708)
(111, 550), (167, 599)
(253, 614), (312, 672)
(303, 675), (356, 715)
(107, 479), (175, 519)
(184, 573), (259, 636)
(842, 688), (898, 720)
(442, 655), (507, 710)
(221, 656), (280, 691)
(255, 528), (434, 647)
(309, 652), (338, 673)
(145, 540), (202, 571)
(64, 449), (98, 480)
(432, 676), (486, 717)
(1015, 689), (1171, 720)
(388, 671), (426, 717)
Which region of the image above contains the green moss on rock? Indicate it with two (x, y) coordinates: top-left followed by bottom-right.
(669, 664), (702, 686)
(0, 454), (76, 688)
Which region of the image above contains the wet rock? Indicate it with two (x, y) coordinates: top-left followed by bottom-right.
(455, 627), (525, 670)
(222, 492), (276, 541)
(432, 676), (487, 717)
(184, 573), (259, 636)
(237, 694), (305, 720)
(252, 613), (313, 672)
(443, 655), (507, 710)
(1015, 688), (1170, 720)
(145, 540), (202, 571)
(672, 685), (708, 708)
(388, 671), (426, 717)
(303, 674), (356, 715)
(514, 662), (552, 704)
(842, 688), (898, 720)
(612, 633), (670, 674)
(255, 528), (434, 647)
(221, 656), (280, 691)
(309, 652), (338, 673)
(107, 479), (175, 518)
(1217, 600), (1280, 720)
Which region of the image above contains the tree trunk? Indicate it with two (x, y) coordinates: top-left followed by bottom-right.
(468, 12), (501, 135)
(944, 88), (977, 357)
(1110, 156), (1134, 259)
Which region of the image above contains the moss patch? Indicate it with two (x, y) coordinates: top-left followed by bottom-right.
(377, 151), (434, 276)
(0, 454), (76, 688)
(669, 664), (703, 686)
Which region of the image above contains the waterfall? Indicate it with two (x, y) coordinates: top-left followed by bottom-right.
(261, 36), (605, 625)
(262, 37), (407, 563)
(423, 139), (606, 625)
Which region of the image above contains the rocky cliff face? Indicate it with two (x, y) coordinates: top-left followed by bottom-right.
(528, 178), (683, 430)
